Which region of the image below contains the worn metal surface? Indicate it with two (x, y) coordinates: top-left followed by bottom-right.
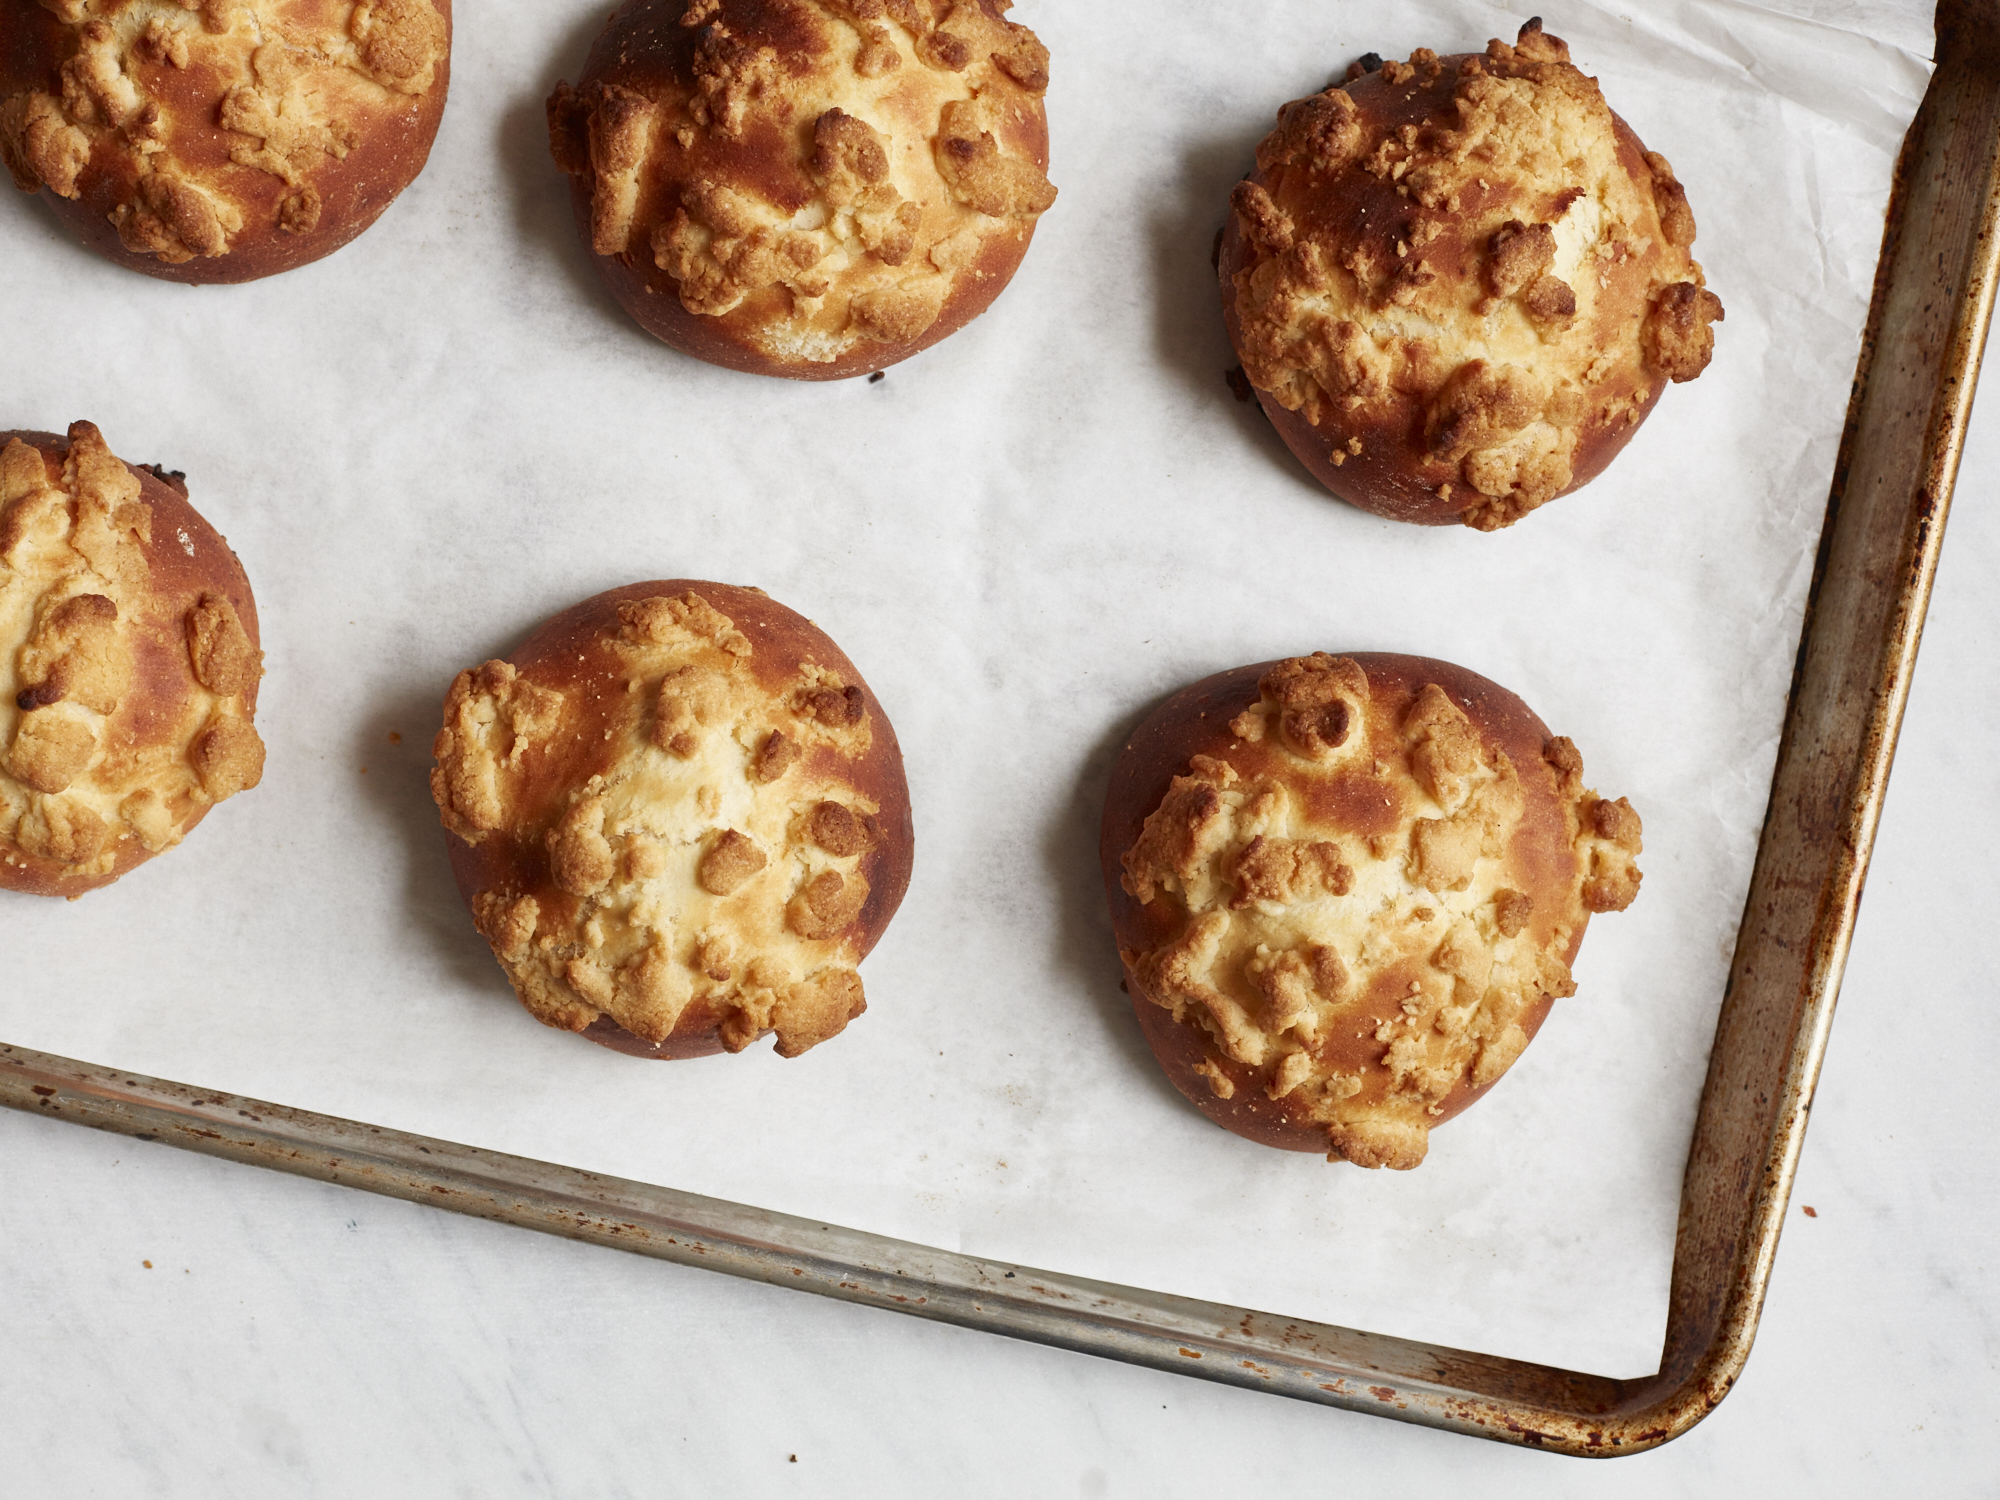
(1625, 0), (2000, 1447)
(4, 0), (1997, 1458)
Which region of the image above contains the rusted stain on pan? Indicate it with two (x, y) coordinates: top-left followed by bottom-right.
(4, 0), (1999, 1458)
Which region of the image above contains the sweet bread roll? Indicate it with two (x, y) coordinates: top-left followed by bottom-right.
(1220, 21), (1723, 529)
(547, 0), (1055, 380)
(433, 581), (913, 1058)
(1, 0), (450, 284)
(1100, 652), (1642, 1169)
(1, 422), (265, 898)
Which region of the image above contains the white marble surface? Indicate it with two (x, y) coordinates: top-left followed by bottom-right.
(4, 0), (1996, 1490)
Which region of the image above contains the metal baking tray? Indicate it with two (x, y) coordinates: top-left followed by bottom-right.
(5, 0), (1996, 1456)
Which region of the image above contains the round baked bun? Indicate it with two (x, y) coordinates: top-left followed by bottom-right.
(1100, 652), (1643, 1170)
(432, 582), (914, 1059)
(546, 0), (1055, 380)
(0, 422), (265, 898)
(1220, 21), (1723, 530)
(1, 0), (451, 284)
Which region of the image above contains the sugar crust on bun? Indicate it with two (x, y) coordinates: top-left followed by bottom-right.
(433, 581), (913, 1059)
(1101, 652), (1642, 1169)
(1, 422), (265, 898)
(1221, 21), (1723, 529)
(547, 0), (1055, 379)
(1, 0), (451, 283)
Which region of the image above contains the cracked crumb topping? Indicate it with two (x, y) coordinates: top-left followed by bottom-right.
(433, 585), (909, 1059)
(1113, 654), (1640, 1170)
(1, 0), (448, 274)
(547, 0), (1054, 373)
(1223, 21), (1722, 530)
(1, 421), (264, 896)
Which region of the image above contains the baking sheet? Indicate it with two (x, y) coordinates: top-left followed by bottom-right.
(0, 0), (1928, 1378)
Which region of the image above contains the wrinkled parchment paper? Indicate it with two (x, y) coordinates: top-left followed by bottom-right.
(0, 0), (1930, 1377)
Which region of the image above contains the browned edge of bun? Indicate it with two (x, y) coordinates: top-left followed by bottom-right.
(569, 175), (1039, 382)
(3, 0), (453, 285)
(1223, 221), (1665, 525)
(0, 427), (261, 898)
(1218, 50), (1680, 526)
(1098, 654), (1581, 1154)
(442, 579), (914, 1058)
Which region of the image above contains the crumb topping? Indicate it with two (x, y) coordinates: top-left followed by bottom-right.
(1, 0), (448, 264)
(1228, 21), (1722, 530)
(547, 0), (1053, 366)
(1120, 655), (1640, 1169)
(432, 589), (882, 1057)
(0, 423), (264, 883)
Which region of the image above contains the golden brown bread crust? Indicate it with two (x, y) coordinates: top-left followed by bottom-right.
(1100, 653), (1642, 1169)
(546, 0), (1054, 380)
(1220, 22), (1723, 529)
(1, 0), (451, 284)
(433, 580), (914, 1059)
(1, 422), (264, 898)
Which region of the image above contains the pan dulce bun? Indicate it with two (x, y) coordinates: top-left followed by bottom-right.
(1, 423), (265, 898)
(1, 0), (450, 283)
(547, 0), (1055, 379)
(1100, 652), (1642, 1169)
(1220, 21), (1723, 529)
(433, 581), (913, 1059)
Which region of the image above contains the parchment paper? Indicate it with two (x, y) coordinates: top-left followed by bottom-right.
(0, 0), (1930, 1378)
